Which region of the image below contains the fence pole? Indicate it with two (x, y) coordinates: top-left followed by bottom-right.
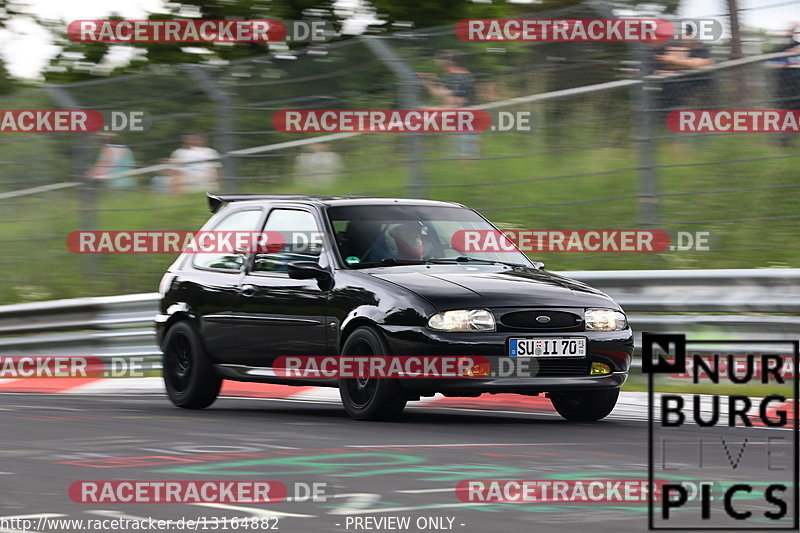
(635, 76), (659, 230)
(45, 85), (97, 281)
(361, 36), (426, 198)
(183, 65), (238, 194)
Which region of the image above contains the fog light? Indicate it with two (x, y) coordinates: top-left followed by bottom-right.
(459, 357), (491, 377)
(590, 362), (611, 375)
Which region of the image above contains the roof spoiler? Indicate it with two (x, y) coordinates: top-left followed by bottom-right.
(207, 193), (331, 213)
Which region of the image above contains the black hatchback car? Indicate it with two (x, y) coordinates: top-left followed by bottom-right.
(156, 194), (633, 421)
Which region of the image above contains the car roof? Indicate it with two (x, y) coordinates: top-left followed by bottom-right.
(208, 194), (465, 213)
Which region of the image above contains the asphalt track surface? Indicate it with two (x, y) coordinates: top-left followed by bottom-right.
(1, 389), (797, 533)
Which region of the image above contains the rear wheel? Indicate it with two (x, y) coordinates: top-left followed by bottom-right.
(162, 321), (221, 409)
(549, 388), (619, 421)
(338, 326), (407, 421)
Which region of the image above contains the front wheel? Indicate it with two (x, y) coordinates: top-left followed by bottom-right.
(162, 321), (221, 409)
(338, 326), (407, 421)
(549, 388), (619, 421)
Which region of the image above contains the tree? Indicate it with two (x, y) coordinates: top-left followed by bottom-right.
(366, 0), (514, 28)
(0, 59), (17, 94)
(726, 0), (743, 59)
(0, 1), (27, 92)
(42, 0), (348, 83)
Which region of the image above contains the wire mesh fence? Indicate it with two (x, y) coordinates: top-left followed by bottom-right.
(0, 4), (799, 303)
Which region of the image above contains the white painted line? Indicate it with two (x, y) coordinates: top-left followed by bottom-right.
(346, 442), (568, 448)
(396, 488), (453, 494)
(192, 502), (315, 518)
(67, 377), (165, 395)
(332, 501), (493, 515)
(288, 387), (341, 402)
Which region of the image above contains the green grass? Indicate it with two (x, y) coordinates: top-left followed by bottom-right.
(0, 125), (797, 304)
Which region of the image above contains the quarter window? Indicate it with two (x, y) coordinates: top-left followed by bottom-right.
(192, 209), (262, 271)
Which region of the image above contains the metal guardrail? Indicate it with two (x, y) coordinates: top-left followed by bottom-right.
(0, 293), (161, 360)
(0, 269), (796, 361)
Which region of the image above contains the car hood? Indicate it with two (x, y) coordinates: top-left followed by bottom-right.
(367, 266), (617, 310)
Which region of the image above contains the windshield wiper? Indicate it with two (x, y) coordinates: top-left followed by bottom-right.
(426, 256), (528, 268)
(352, 256), (533, 269)
(350, 258), (428, 269)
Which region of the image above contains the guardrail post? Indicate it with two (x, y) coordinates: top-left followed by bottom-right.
(635, 76), (659, 231)
(636, 80), (659, 224)
(631, 32), (663, 269)
(183, 65), (238, 194)
(45, 84), (98, 282)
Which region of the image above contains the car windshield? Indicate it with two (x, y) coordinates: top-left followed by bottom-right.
(326, 204), (532, 269)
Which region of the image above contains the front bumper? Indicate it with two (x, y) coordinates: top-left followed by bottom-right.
(378, 325), (633, 396)
(397, 372), (628, 396)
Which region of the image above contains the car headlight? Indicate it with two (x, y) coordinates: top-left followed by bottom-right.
(584, 309), (627, 331)
(428, 309), (496, 332)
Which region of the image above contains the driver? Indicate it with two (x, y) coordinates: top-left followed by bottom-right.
(389, 222), (427, 260)
(367, 221), (429, 262)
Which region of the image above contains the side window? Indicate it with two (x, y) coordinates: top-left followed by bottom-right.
(254, 209), (323, 273)
(192, 209), (262, 271)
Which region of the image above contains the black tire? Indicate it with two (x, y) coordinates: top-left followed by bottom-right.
(550, 388), (619, 421)
(162, 321), (222, 409)
(338, 326), (407, 421)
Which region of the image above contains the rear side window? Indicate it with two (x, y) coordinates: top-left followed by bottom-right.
(192, 209), (262, 271)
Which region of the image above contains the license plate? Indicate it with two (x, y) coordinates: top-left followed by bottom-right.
(508, 337), (587, 357)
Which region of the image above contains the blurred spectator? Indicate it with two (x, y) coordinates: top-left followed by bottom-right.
(771, 23), (800, 145)
(170, 134), (221, 193)
(293, 142), (343, 189)
(656, 36), (715, 113)
(774, 22), (800, 55)
(86, 132), (135, 188)
(419, 50), (480, 158)
(772, 23), (800, 107)
(656, 41), (714, 72)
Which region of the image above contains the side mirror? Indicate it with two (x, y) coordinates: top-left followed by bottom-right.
(532, 261), (545, 270)
(287, 261), (331, 280)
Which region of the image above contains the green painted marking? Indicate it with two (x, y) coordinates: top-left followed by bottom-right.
(337, 464), (527, 480)
(158, 452), (424, 476)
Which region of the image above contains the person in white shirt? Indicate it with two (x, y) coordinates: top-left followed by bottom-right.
(293, 142), (343, 190)
(170, 134), (222, 193)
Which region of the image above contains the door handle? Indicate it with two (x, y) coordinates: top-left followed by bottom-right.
(239, 284), (256, 297)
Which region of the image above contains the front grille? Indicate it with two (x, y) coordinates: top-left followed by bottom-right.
(525, 358), (590, 377)
(498, 310), (583, 332)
